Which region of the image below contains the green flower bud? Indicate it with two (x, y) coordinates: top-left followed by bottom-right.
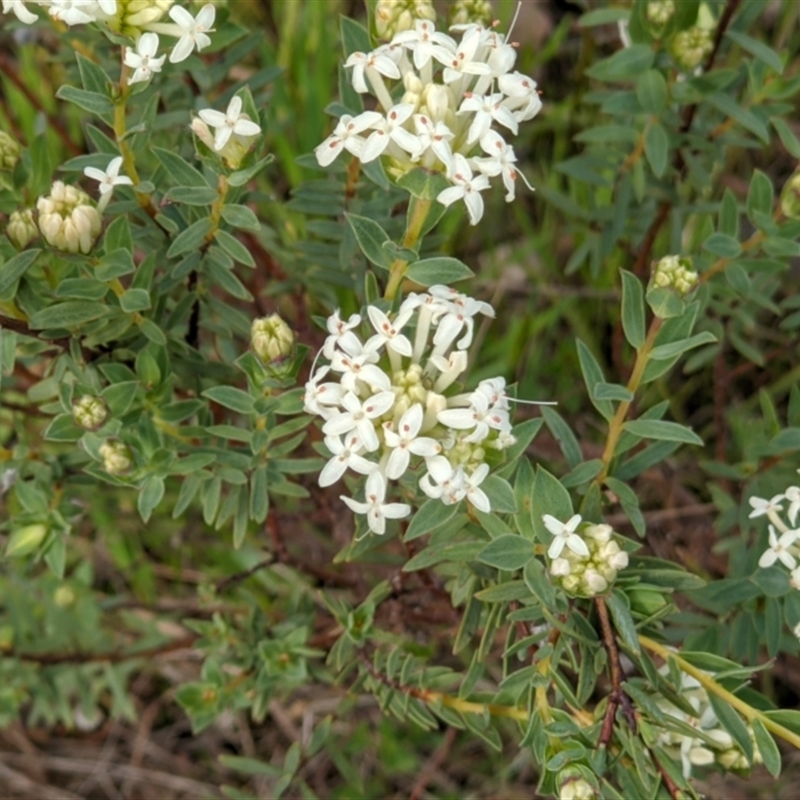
(54, 585), (76, 608)
(37, 181), (102, 255)
(651, 254), (698, 296)
(780, 170), (800, 220)
(628, 588), (668, 617)
(99, 440), (133, 476)
(375, 0), (436, 41)
(646, 0), (675, 29)
(0, 131), (21, 171)
(251, 314), (295, 364)
(669, 26), (713, 71)
(450, 0), (493, 27)
(110, 0), (173, 35)
(6, 209), (38, 250)
(558, 775), (597, 800)
(72, 395), (109, 431)
(6, 523), (48, 557)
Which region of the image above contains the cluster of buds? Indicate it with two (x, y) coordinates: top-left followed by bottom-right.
(651, 254), (698, 296)
(251, 314), (295, 365)
(780, 170), (800, 220)
(750, 472), (800, 585)
(0, 130), (20, 171)
(450, 0), (492, 28)
(37, 181), (102, 255)
(315, 18), (541, 225)
(557, 773), (597, 800)
(3, 2), (216, 72)
(374, 0), (435, 41)
(668, 4), (716, 72)
(72, 395), (109, 431)
(543, 514), (628, 597)
(653, 669), (761, 778)
(99, 439), (133, 476)
(304, 286), (518, 535)
(645, 0), (675, 30)
(6, 209), (38, 250)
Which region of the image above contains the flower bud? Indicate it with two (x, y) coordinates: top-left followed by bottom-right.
(6, 523), (48, 556)
(628, 588), (668, 617)
(375, 0), (435, 41)
(651, 254), (698, 296)
(558, 775), (597, 800)
(251, 314), (295, 364)
(6, 209), (38, 250)
(72, 395), (109, 431)
(54, 585), (76, 607)
(111, 0), (172, 34)
(99, 440), (133, 476)
(669, 26), (713, 72)
(37, 181), (102, 255)
(781, 170), (800, 220)
(450, 0), (492, 27)
(422, 84), (454, 125)
(646, 0), (675, 29)
(0, 131), (21, 171)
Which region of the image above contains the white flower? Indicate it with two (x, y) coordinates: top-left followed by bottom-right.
(748, 494), (784, 519)
(365, 304), (414, 357)
(315, 112), (382, 167)
(341, 471), (411, 535)
(439, 27), (493, 84)
(323, 310), (363, 359)
(83, 156), (133, 196)
(319, 434), (375, 487)
(124, 33), (166, 85)
(550, 558), (571, 577)
(413, 115), (455, 170)
(49, 0), (98, 25)
(474, 130), (533, 202)
(543, 513), (589, 559)
(458, 91), (518, 144)
(393, 19), (456, 71)
(2, 0), (38, 24)
(167, 4), (215, 63)
(360, 104), (422, 163)
(303, 366), (344, 418)
(437, 389), (509, 444)
(420, 455), (457, 501)
(789, 567), (800, 590)
(436, 153), (490, 225)
(462, 463), (490, 512)
(759, 524), (799, 570)
(344, 50), (401, 94)
(785, 486), (800, 526)
(383, 404), (441, 479)
(198, 95), (261, 152)
(330, 349), (391, 393)
(322, 390), (395, 452)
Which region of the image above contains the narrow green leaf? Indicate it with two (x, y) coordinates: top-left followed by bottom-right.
(771, 116), (800, 158)
(405, 498), (460, 541)
(531, 467), (574, 543)
(221, 204), (261, 231)
(477, 534), (535, 571)
(751, 717), (781, 777)
(166, 186), (218, 205)
(405, 257), (474, 286)
(152, 146), (210, 188)
(636, 69), (667, 114)
(29, 301), (108, 329)
(707, 693), (753, 762)
(606, 591), (640, 655)
(623, 419), (702, 445)
(202, 386), (255, 414)
(649, 331), (717, 360)
(119, 288), (151, 313)
(726, 30), (783, 74)
(138, 475), (165, 523)
(746, 170), (774, 221)
(541, 406), (583, 468)
(56, 85), (112, 115)
(167, 218), (213, 258)
(620, 269), (645, 349)
(594, 383), (634, 402)
(644, 122), (668, 177)
(576, 339), (614, 421)
(703, 232), (742, 258)
(708, 93), (770, 143)
(345, 213), (393, 270)
(0, 249), (40, 296)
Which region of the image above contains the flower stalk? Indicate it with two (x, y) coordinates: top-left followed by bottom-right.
(385, 197), (433, 300)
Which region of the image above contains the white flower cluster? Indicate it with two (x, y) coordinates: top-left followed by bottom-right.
(750, 473), (800, 586)
(2, 2), (215, 77)
(542, 514), (629, 597)
(654, 669), (761, 778)
(304, 286), (518, 535)
(37, 181), (102, 254)
(314, 18), (541, 225)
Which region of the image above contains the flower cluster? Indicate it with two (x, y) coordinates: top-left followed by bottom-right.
(37, 181), (102, 255)
(750, 474), (800, 586)
(304, 286), (517, 535)
(2, 2), (216, 74)
(653, 669), (761, 778)
(314, 18), (541, 225)
(374, 0), (435, 41)
(651, 254), (698, 296)
(542, 514), (629, 597)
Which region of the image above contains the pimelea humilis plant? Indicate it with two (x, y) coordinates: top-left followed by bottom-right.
(2, 0), (800, 797)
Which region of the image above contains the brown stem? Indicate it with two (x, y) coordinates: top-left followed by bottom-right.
(649, 747), (683, 800)
(14, 636), (196, 665)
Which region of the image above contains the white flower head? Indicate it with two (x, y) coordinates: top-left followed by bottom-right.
(83, 156), (133, 197)
(341, 471), (411, 535)
(167, 4), (215, 63)
(3, 0), (38, 24)
(437, 153), (490, 225)
(543, 513), (589, 559)
(124, 33), (166, 85)
(759, 524), (799, 570)
(198, 95), (262, 152)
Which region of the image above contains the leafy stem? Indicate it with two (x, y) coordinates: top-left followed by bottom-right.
(596, 316), (663, 486)
(384, 198), (433, 301)
(638, 634), (800, 751)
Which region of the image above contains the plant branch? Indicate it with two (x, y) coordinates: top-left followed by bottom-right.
(596, 597), (635, 747)
(384, 198), (432, 301)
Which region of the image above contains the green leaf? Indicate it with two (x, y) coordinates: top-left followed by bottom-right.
(215, 230), (256, 267)
(645, 287), (684, 319)
(405, 498), (461, 541)
(636, 69), (667, 114)
(751, 717), (781, 777)
(726, 30), (783, 74)
(481, 474), (516, 513)
(56, 85), (112, 115)
(523, 557), (556, 608)
(644, 122), (668, 178)
(746, 170), (774, 221)
(532, 467), (574, 543)
(708, 93), (769, 143)
(76, 52), (111, 94)
(575, 125), (638, 145)
(474, 580), (531, 604)
(168, 218), (213, 258)
(606, 591), (640, 655)
(594, 383), (633, 402)
(513, 458), (536, 541)
(703, 232), (742, 258)
(221, 204), (261, 231)
(771, 116), (800, 158)
(119, 288), (151, 313)
(152, 146), (210, 188)
(707, 693), (753, 762)
(649, 331), (717, 360)
(718, 188), (739, 238)
(345, 213), (393, 270)
(96, 248), (135, 281)
(202, 386), (255, 414)
(477, 534), (535, 571)
(405, 257), (474, 286)
(340, 14), (371, 56)
(396, 167), (450, 200)
(104, 216), (132, 252)
(587, 45), (654, 81)
(138, 475), (165, 523)
(541, 406), (583, 468)
(579, 7), (629, 26)
(166, 186), (218, 205)
(576, 339), (614, 421)
(623, 419), (702, 445)
(0, 249), (40, 297)
(29, 301), (108, 329)
(227, 155), (275, 187)
(620, 269), (645, 349)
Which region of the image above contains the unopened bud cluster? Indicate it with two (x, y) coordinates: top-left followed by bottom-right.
(668, 4), (716, 72)
(99, 440), (133, 476)
(780, 170), (800, 220)
(0, 131), (20, 171)
(251, 314), (295, 364)
(449, 0), (492, 28)
(315, 18), (541, 224)
(6, 209), (38, 250)
(646, 0), (675, 29)
(72, 395), (109, 431)
(654, 669), (762, 778)
(375, 0), (436, 41)
(651, 254), (698, 295)
(37, 181), (102, 255)
(304, 286), (518, 535)
(558, 775), (597, 800)
(543, 514), (628, 597)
